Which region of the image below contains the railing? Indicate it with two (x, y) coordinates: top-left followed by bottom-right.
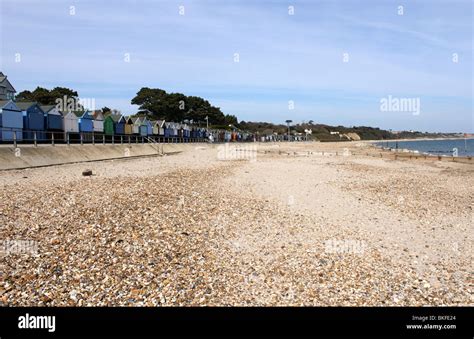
(0, 128), (211, 147)
(145, 136), (164, 155)
(0, 127), (309, 146)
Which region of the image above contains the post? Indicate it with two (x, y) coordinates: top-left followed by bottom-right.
(121, 135), (123, 144)
(67, 133), (70, 146)
(52, 133), (55, 146)
(112, 135), (115, 145)
(80, 133), (83, 145)
(34, 131), (37, 147)
(92, 133), (95, 145)
(103, 134), (105, 144)
(13, 131), (17, 148)
(129, 135), (131, 144)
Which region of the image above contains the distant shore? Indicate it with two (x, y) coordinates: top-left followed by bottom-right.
(366, 136), (473, 142)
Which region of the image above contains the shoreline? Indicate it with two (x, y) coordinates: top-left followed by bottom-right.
(366, 136), (474, 142)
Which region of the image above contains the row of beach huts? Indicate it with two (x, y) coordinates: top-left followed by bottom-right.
(0, 99), (212, 142)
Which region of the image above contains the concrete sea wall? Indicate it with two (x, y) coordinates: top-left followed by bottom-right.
(0, 143), (206, 170)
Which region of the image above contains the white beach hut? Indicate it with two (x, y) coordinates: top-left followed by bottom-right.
(62, 111), (79, 133)
(92, 110), (104, 133)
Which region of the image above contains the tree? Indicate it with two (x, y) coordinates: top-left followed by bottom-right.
(16, 86), (81, 110)
(131, 87), (230, 124)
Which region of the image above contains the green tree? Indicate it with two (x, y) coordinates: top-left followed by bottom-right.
(131, 87), (229, 124)
(16, 86), (81, 110)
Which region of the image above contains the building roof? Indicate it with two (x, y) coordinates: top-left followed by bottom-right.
(0, 72), (16, 92)
(72, 110), (91, 118)
(91, 110), (104, 120)
(0, 99), (21, 110)
(0, 99), (11, 107)
(15, 101), (38, 110)
(154, 120), (165, 127)
(105, 113), (123, 123)
(40, 105), (56, 113)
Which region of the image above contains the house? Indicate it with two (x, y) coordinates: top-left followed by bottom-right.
(0, 100), (22, 141)
(91, 110), (104, 133)
(75, 110), (94, 133)
(0, 72), (16, 101)
(41, 105), (63, 131)
(17, 102), (46, 140)
(152, 120), (165, 135)
(124, 116), (133, 135)
(104, 114), (125, 135)
(62, 111), (79, 133)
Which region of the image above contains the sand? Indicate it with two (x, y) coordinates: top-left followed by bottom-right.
(0, 141), (472, 306)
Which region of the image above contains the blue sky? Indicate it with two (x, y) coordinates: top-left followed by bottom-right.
(1, 0), (472, 132)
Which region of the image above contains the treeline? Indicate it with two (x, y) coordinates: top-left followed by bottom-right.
(238, 121), (393, 140)
(16, 87), (81, 107)
(131, 87), (238, 125)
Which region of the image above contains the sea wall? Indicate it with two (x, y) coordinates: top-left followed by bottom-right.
(0, 143), (207, 170)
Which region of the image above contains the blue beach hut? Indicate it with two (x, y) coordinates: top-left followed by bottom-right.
(41, 105), (63, 131)
(75, 110), (94, 133)
(0, 100), (23, 141)
(17, 102), (45, 140)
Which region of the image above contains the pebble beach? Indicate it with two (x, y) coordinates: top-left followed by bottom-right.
(1, 142), (472, 306)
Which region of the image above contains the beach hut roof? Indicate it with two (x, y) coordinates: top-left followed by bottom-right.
(40, 105), (56, 113)
(154, 120), (165, 127)
(0, 100), (21, 111)
(73, 110), (88, 118)
(91, 110), (104, 120)
(15, 101), (39, 111)
(107, 114), (123, 123)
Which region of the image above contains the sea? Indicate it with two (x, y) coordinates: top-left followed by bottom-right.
(374, 138), (474, 157)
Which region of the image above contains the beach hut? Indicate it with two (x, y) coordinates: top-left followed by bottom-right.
(131, 117), (141, 134)
(169, 122), (179, 137)
(0, 100), (22, 141)
(41, 105), (63, 141)
(75, 110), (94, 133)
(152, 120), (165, 136)
(144, 118), (153, 136)
(62, 111), (79, 133)
(138, 117), (149, 137)
(17, 102), (45, 140)
(164, 122), (171, 138)
(114, 115), (126, 135)
(104, 114), (125, 135)
(91, 110), (104, 133)
(41, 105), (63, 131)
(177, 123), (184, 138)
(124, 116), (133, 135)
(182, 124), (190, 138)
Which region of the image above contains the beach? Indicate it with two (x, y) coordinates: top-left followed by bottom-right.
(1, 141), (472, 306)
